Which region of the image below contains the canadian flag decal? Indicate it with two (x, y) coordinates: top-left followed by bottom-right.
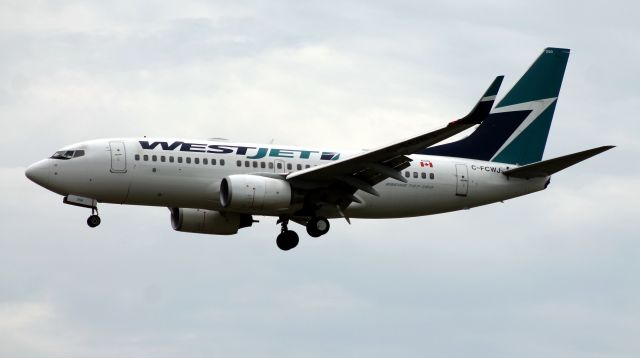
(420, 160), (433, 168)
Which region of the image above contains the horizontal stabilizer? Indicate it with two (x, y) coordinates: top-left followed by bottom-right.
(503, 145), (615, 179)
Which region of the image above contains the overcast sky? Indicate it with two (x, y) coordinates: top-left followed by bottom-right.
(1, 1), (639, 357)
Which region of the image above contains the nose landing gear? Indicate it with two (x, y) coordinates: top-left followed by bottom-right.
(87, 207), (101, 228)
(63, 195), (102, 228)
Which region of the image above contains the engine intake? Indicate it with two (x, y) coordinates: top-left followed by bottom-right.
(220, 175), (292, 212)
(170, 208), (253, 235)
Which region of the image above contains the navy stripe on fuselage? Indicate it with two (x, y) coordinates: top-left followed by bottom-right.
(418, 110), (531, 161)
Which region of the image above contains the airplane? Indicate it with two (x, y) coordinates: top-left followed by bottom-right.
(25, 47), (614, 251)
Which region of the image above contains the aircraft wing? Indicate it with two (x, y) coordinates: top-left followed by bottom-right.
(286, 76), (504, 199)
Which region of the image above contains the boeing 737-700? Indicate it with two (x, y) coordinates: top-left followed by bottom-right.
(25, 48), (613, 250)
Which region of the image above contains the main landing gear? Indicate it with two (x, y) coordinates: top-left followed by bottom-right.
(87, 206), (101, 228)
(276, 216), (331, 251)
(276, 219), (299, 251)
(306, 217), (330, 237)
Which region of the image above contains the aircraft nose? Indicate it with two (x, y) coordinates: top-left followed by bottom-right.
(25, 160), (50, 187)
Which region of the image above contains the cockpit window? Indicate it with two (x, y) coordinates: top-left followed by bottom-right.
(50, 150), (85, 160)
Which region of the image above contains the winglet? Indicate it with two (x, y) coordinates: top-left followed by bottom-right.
(449, 75), (504, 127)
(503, 145), (615, 179)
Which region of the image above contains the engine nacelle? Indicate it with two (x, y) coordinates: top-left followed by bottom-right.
(220, 174), (292, 212)
(170, 208), (253, 235)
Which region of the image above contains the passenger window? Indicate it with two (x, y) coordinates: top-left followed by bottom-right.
(203, 158), (208, 165)
(277, 163), (282, 169)
(430, 173), (435, 180)
(195, 158), (199, 164)
(186, 157), (191, 164)
(152, 155), (157, 162)
(211, 159), (216, 165)
(178, 157), (183, 163)
(161, 156), (166, 162)
(297, 164), (302, 170)
(269, 163), (274, 169)
(143, 155), (149, 161)
(260, 162), (266, 169)
(404, 171), (409, 178)
(421, 172), (426, 179)
(169, 156), (174, 163)
(287, 163), (292, 170)
(252, 161), (258, 168)
(413, 172), (418, 178)
(245, 161), (250, 167)
(220, 159), (225, 166)
(305, 164), (310, 169)
(237, 160), (242, 167)
(135, 154), (140, 161)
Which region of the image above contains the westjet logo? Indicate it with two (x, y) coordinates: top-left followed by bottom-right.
(139, 141), (341, 161)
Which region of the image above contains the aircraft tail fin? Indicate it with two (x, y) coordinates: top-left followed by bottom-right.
(503, 146), (615, 179)
(420, 47), (571, 165)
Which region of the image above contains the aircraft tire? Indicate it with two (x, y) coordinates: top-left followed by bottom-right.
(87, 215), (101, 228)
(306, 217), (330, 237)
(276, 230), (299, 251)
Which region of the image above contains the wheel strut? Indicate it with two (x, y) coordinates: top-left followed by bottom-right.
(277, 217), (289, 233)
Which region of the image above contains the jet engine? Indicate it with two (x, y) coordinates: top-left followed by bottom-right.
(170, 208), (253, 235)
(220, 174), (292, 212)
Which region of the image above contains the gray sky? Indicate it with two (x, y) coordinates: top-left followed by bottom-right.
(1, 1), (639, 357)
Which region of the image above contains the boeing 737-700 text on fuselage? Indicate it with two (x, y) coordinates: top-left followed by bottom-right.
(26, 48), (614, 250)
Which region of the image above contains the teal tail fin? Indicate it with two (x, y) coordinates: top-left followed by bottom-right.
(421, 48), (571, 165)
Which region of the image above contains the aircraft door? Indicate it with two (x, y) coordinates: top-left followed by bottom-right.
(455, 164), (468, 196)
(109, 141), (127, 173)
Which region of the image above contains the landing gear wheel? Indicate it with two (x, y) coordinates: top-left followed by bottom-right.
(276, 230), (299, 251)
(306, 217), (330, 237)
(87, 214), (101, 228)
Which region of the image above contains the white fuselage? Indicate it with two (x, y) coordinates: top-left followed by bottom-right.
(28, 138), (548, 219)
